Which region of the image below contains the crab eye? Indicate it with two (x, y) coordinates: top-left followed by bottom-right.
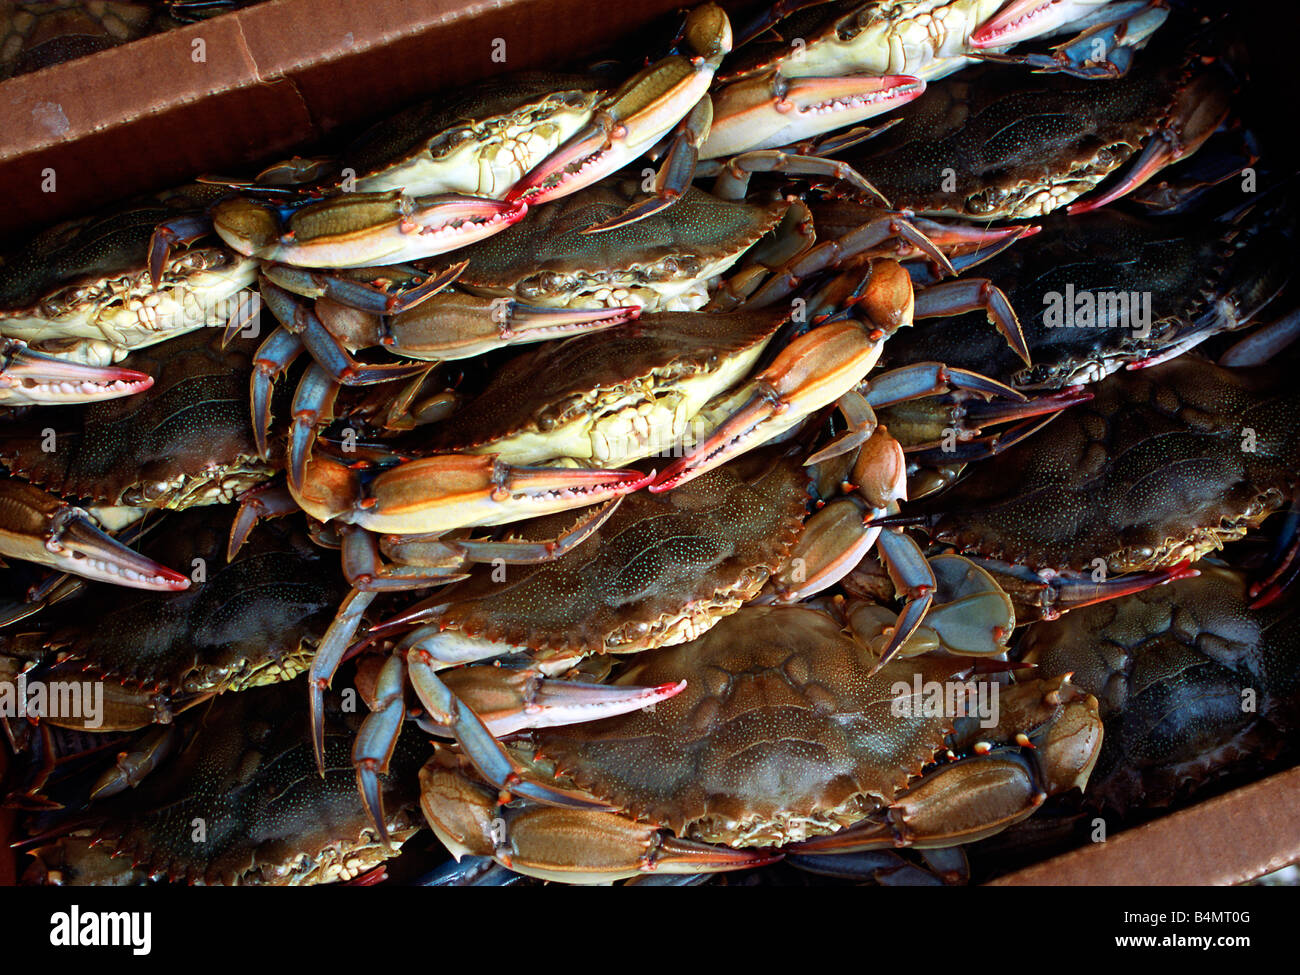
(427, 127), (476, 160)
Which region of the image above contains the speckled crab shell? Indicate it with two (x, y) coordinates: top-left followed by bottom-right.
(25, 681), (425, 886)
(434, 178), (787, 312)
(838, 54), (1224, 220)
(0, 328), (279, 508)
(533, 605), (970, 847)
(414, 447), (810, 660)
(1021, 565), (1300, 812)
(11, 507), (346, 720)
(917, 355), (1300, 575)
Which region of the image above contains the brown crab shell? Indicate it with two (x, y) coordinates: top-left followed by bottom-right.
(921, 355), (1300, 575)
(535, 605), (970, 847)
(26, 507), (346, 708)
(839, 54), (1223, 220)
(440, 179), (786, 296)
(0, 328), (279, 507)
(425, 447), (810, 658)
(27, 682), (424, 886)
(426, 306), (789, 455)
(1021, 565), (1300, 814)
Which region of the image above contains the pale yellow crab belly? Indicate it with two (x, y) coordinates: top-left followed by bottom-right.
(354, 109), (596, 200)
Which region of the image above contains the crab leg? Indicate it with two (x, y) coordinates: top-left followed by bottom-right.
(912, 278), (1029, 364)
(406, 649), (616, 813)
(579, 97), (714, 234)
(807, 363), (1027, 465)
(972, 0), (1169, 78)
(213, 192), (528, 268)
(250, 326), (304, 460)
(341, 498), (622, 591)
(709, 148), (888, 206)
(420, 760), (781, 882)
(0, 339), (153, 406)
(507, 4), (731, 208)
(654, 261), (915, 492)
(871, 528), (938, 671)
(317, 294), (642, 362)
(226, 483), (299, 560)
(263, 260), (468, 315)
(309, 587), (377, 772)
(147, 213), (212, 288)
(972, 556), (1199, 622)
(262, 281), (429, 386)
(702, 73), (926, 160)
(747, 213), (953, 310)
(0, 480), (189, 591)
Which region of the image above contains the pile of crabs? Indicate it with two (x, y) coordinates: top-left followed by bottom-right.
(1, 0), (1297, 886)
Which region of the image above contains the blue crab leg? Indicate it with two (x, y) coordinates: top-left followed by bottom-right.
(972, 0), (1169, 78)
(913, 278), (1029, 365)
(263, 260), (467, 314)
(262, 281), (429, 387)
(89, 725), (180, 801)
(250, 326), (304, 461)
(310, 587), (377, 774)
(710, 149), (888, 206)
(747, 212), (954, 309)
(579, 98), (714, 234)
(806, 364), (1025, 466)
(869, 527), (937, 672)
(226, 483), (299, 560)
(340, 498), (621, 591)
(353, 652), (410, 847)
(288, 364), (340, 493)
(405, 648), (618, 812)
(970, 557), (1199, 621)
(147, 213), (212, 288)
(0, 340), (153, 406)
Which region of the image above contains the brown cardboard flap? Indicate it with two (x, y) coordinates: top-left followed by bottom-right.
(988, 766), (1300, 886)
(0, 0), (722, 241)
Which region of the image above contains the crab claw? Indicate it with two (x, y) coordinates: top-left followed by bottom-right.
(346, 455), (654, 535)
(440, 668), (687, 738)
(317, 294), (642, 363)
(213, 192), (527, 268)
(0, 340), (153, 406)
(971, 0), (1111, 49)
(702, 73), (925, 159)
(506, 3), (731, 207)
(0, 480), (188, 591)
(419, 761), (781, 883)
(1067, 72), (1229, 215)
(654, 261), (912, 492)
